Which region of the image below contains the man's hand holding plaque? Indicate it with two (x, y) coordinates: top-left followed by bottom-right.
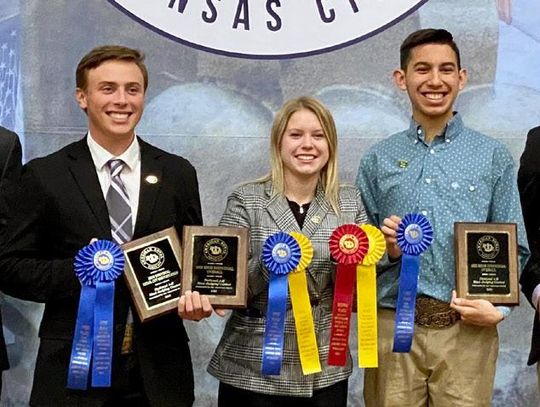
(450, 290), (504, 326)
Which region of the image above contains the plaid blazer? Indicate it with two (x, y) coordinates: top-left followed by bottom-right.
(208, 180), (367, 397)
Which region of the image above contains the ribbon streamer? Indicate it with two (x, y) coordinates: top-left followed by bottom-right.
(261, 232), (300, 375)
(393, 213), (433, 353)
(289, 232), (321, 375)
(357, 225), (385, 368)
(67, 240), (124, 390)
(328, 224), (369, 366)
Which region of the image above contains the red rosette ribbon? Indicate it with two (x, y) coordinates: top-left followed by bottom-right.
(327, 224), (369, 366)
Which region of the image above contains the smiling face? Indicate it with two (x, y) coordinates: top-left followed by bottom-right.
(394, 43), (467, 127)
(279, 108), (330, 183)
(76, 60), (145, 150)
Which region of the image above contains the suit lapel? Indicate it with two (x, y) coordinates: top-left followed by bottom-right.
(0, 130), (15, 183)
(134, 139), (163, 237)
(301, 183), (330, 240)
(67, 138), (110, 237)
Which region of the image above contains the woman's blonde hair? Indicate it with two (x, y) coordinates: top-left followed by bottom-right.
(260, 96), (340, 214)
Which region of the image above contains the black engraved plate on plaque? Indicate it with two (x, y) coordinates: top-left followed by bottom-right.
(466, 232), (510, 295)
(191, 236), (238, 296)
(125, 238), (181, 308)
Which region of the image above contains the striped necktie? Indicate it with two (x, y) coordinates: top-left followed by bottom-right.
(106, 159), (132, 244)
(106, 159), (135, 354)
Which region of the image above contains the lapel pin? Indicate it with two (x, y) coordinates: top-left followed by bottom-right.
(398, 160), (408, 169)
(145, 175), (159, 184)
(311, 215), (321, 224)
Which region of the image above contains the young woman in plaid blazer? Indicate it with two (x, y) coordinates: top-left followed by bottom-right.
(208, 96), (367, 407)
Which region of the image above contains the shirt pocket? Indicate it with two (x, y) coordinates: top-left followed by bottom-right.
(378, 167), (407, 196)
(441, 177), (491, 220)
(378, 167), (419, 211)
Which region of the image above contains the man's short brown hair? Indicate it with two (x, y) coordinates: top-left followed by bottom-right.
(400, 28), (461, 70)
(76, 45), (148, 91)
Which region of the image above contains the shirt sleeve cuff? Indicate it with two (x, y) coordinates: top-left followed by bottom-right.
(375, 252), (401, 276)
(496, 306), (512, 319)
(532, 284), (540, 310)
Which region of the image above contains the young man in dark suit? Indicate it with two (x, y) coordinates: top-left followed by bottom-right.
(0, 127), (22, 394)
(518, 125), (540, 391)
(0, 46), (206, 406)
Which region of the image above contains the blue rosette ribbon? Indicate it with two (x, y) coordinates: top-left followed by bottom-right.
(261, 232), (301, 375)
(67, 240), (124, 390)
(393, 213), (433, 353)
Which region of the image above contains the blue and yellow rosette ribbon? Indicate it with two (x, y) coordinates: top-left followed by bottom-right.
(357, 225), (385, 368)
(328, 224), (369, 366)
(289, 232), (321, 375)
(67, 240), (124, 390)
(261, 232), (301, 375)
(393, 213), (433, 353)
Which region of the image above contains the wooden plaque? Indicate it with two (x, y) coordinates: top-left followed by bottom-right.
(182, 226), (248, 308)
(122, 227), (183, 322)
(454, 222), (519, 305)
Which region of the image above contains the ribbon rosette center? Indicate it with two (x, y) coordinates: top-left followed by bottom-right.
(404, 224), (423, 245)
(339, 234), (360, 255)
(272, 243), (293, 265)
(94, 250), (115, 271)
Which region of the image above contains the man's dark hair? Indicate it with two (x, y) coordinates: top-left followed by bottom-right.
(400, 28), (461, 70)
(76, 45), (148, 91)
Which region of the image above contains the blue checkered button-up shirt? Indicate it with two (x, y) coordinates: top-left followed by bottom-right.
(356, 113), (529, 311)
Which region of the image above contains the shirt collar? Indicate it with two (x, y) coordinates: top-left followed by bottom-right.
(407, 112), (464, 144)
(86, 132), (140, 171)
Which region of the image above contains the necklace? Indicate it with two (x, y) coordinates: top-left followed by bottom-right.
(286, 199), (311, 229)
